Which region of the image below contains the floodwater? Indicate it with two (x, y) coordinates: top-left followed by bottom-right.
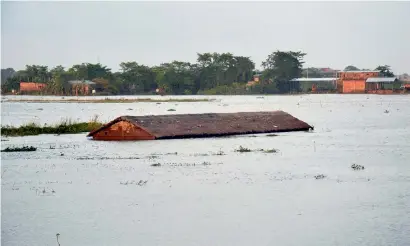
(1, 95), (410, 246)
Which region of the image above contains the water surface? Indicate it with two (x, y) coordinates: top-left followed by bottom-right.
(2, 95), (410, 246)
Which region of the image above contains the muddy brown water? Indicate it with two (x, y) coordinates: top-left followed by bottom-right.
(1, 95), (410, 246)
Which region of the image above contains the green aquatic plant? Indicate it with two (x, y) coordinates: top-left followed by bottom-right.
(1, 146), (37, 152)
(235, 145), (252, 153)
(1, 116), (103, 137)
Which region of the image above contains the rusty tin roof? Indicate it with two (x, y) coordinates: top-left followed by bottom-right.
(87, 111), (313, 140)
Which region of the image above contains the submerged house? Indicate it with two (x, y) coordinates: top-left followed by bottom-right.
(87, 111), (313, 141)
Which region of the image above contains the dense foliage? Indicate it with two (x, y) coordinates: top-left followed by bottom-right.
(0, 51), (397, 95)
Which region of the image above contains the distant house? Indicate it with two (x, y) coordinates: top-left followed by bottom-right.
(336, 70), (380, 93)
(246, 74), (263, 88)
(19, 82), (46, 93)
(290, 77), (337, 92)
(365, 77), (401, 94)
(398, 73), (410, 83)
(68, 80), (96, 96)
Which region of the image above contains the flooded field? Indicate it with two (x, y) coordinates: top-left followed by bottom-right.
(2, 94), (410, 246)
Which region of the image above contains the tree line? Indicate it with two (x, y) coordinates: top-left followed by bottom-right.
(0, 51), (397, 95)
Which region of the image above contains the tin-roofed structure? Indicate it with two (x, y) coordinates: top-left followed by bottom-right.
(87, 111), (313, 141)
(365, 77), (401, 93)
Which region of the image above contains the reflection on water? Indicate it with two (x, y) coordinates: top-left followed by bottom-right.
(2, 95), (410, 246)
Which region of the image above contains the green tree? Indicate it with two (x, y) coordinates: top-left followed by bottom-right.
(344, 65), (360, 71)
(261, 50), (306, 93)
(375, 65), (394, 77)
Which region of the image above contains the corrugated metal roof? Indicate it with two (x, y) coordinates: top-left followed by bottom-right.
(290, 78), (337, 82)
(366, 77), (398, 83)
(339, 70), (380, 73)
(87, 111), (313, 140)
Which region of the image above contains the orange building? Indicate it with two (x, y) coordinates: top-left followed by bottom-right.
(19, 82), (46, 93)
(337, 71), (379, 93)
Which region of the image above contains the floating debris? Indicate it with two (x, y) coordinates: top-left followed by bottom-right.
(1, 146), (37, 152)
(151, 163), (161, 167)
(120, 180), (148, 186)
(351, 164), (365, 170)
(167, 109), (176, 111)
(314, 174), (326, 180)
(384, 110), (389, 114)
(127, 108), (133, 111)
(266, 134), (278, 137)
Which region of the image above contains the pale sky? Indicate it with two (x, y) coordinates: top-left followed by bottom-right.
(1, 1), (410, 74)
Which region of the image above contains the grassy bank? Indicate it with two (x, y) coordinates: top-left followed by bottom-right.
(1, 118), (104, 137)
(5, 97), (215, 103)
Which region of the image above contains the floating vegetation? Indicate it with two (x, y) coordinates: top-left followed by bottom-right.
(314, 174), (326, 180)
(384, 110), (389, 114)
(1, 146), (37, 152)
(120, 180), (148, 186)
(235, 146), (278, 153)
(1, 116), (103, 137)
(235, 145), (252, 153)
(266, 134), (278, 137)
(191, 153), (210, 157)
(163, 162), (221, 167)
(167, 108), (176, 111)
(171, 161), (215, 167)
(151, 163), (161, 167)
(150, 152), (178, 156)
(214, 150), (225, 156)
(76, 156), (141, 160)
(351, 164), (365, 170)
(260, 148), (278, 153)
(6, 98), (215, 103)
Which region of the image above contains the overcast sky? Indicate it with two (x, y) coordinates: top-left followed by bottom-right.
(2, 1), (409, 74)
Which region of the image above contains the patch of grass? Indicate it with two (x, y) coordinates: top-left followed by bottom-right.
(167, 108), (176, 111)
(235, 145), (252, 153)
(6, 98), (215, 103)
(1, 146), (37, 152)
(1, 115), (104, 137)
